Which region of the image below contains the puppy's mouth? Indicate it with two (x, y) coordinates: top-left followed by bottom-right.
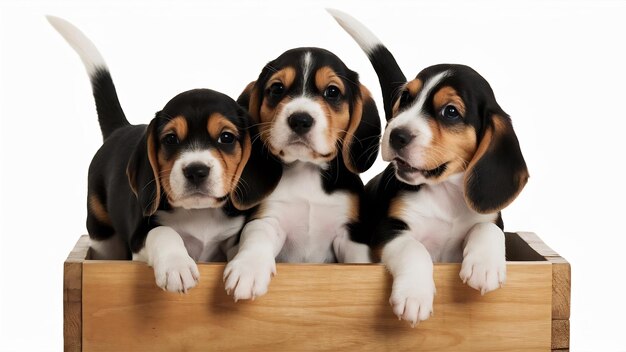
(276, 137), (333, 160)
(168, 192), (228, 209)
(394, 158), (448, 178)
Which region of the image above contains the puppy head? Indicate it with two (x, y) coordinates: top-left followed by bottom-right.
(127, 89), (253, 215)
(382, 64), (528, 213)
(239, 47), (380, 173)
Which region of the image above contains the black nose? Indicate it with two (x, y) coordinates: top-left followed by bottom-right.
(389, 128), (414, 150)
(288, 113), (314, 135)
(183, 163), (210, 185)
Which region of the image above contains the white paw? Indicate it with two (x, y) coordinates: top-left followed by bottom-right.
(389, 276), (436, 327)
(223, 252), (276, 302)
(460, 250), (506, 295)
(152, 253), (199, 293)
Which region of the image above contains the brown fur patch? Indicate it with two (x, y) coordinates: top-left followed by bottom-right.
(207, 113), (244, 196)
(207, 113), (239, 140)
(433, 86), (466, 117)
(405, 79), (423, 96)
(266, 67), (297, 93)
(314, 66), (346, 94)
(426, 118), (477, 176)
(242, 81), (260, 122)
(388, 196), (407, 220)
(341, 85), (370, 173)
(89, 194), (111, 225)
(393, 79), (423, 116)
(160, 116), (188, 141)
(146, 124), (162, 215)
(156, 143), (175, 205)
(257, 67), (298, 150)
(347, 193), (359, 222)
(315, 95), (349, 160)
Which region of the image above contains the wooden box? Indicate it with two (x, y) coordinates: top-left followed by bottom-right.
(64, 232), (570, 351)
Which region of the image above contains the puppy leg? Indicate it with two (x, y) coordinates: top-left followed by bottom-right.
(459, 222), (506, 294)
(223, 218), (286, 301)
(382, 233), (435, 326)
(133, 226), (199, 293)
(333, 229), (372, 263)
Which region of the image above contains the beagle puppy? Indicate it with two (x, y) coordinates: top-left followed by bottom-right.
(49, 17), (266, 293)
(223, 47), (382, 301)
(329, 10), (529, 325)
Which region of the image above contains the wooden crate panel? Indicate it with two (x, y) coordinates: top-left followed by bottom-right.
(82, 261), (552, 351)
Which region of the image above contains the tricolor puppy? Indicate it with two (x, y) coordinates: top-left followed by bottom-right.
(49, 17), (264, 293)
(223, 47), (382, 301)
(329, 10), (529, 325)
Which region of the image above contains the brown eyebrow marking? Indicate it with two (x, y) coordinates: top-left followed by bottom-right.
(314, 66), (345, 94)
(160, 116), (188, 140)
(433, 86), (466, 117)
(207, 113), (239, 140)
(393, 79), (423, 116)
(266, 67), (297, 90)
(405, 79), (423, 96)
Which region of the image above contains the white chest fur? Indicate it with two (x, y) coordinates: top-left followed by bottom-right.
(395, 173), (497, 262)
(156, 207), (245, 262)
(261, 162), (354, 263)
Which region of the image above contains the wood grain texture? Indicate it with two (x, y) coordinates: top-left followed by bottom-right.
(517, 232), (571, 320)
(552, 319), (569, 349)
(82, 262), (552, 352)
(67, 235), (90, 262)
(64, 235), (88, 352)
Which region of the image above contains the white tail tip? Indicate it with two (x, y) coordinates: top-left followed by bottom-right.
(46, 15), (107, 75)
(326, 8), (382, 55)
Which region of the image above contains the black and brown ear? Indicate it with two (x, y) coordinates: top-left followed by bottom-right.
(127, 119), (162, 216)
(236, 81), (261, 123)
(342, 85), (382, 174)
(230, 98), (282, 211)
(464, 114), (529, 214)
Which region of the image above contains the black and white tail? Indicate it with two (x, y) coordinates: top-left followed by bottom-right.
(327, 9), (407, 120)
(47, 16), (129, 140)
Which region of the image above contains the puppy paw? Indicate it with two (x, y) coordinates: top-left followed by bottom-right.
(223, 252), (276, 302)
(460, 251), (506, 295)
(152, 253), (199, 293)
(389, 277), (436, 327)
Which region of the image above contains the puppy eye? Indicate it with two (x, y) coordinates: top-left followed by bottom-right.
(218, 131), (236, 144)
(268, 83), (285, 98)
(162, 133), (179, 145)
(441, 105), (461, 120)
(323, 85), (341, 102)
(399, 90), (411, 108)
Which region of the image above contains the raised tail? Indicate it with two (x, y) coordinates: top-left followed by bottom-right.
(327, 9), (407, 120)
(47, 16), (129, 140)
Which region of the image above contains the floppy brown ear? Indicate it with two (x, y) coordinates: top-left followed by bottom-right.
(342, 85), (381, 174)
(127, 119), (162, 216)
(464, 114), (529, 214)
(236, 81), (261, 123)
(231, 93), (282, 210)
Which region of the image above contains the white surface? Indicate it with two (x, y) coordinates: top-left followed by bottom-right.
(1, 0), (625, 350)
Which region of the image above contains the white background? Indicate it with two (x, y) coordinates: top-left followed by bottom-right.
(1, 0), (625, 350)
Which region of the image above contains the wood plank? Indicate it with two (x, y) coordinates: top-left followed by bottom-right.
(516, 232), (560, 258)
(64, 261), (82, 352)
(82, 262), (552, 352)
(66, 235), (91, 262)
(64, 235), (89, 351)
(517, 232), (570, 320)
(550, 259), (571, 320)
(552, 320), (569, 350)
